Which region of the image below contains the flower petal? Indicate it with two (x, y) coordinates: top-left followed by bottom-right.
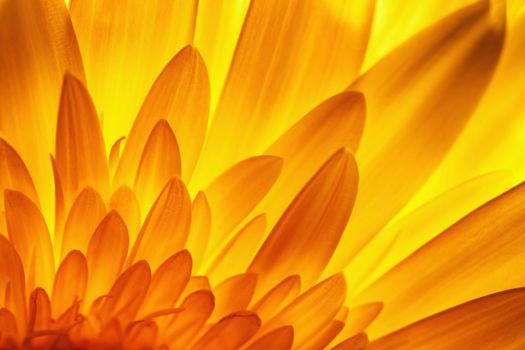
(0, 236), (26, 333)
(249, 149), (358, 291)
(193, 311), (261, 350)
(128, 178), (191, 270)
(52, 250), (87, 318)
(61, 187), (106, 259)
(185, 192), (211, 272)
(115, 46), (209, 184)
(85, 211), (129, 307)
(55, 73), (109, 207)
(331, 333), (369, 350)
(301, 320), (345, 350)
(28, 288), (51, 332)
(134, 119), (181, 211)
(368, 288), (525, 349)
(210, 274), (257, 322)
(0, 308), (18, 345)
(354, 181), (525, 337)
(251, 275), (301, 323)
(245, 326), (293, 350)
(328, 0), (506, 273)
(109, 187), (141, 247)
(5, 190), (54, 292)
(204, 156), (282, 249)
(70, 0), (197, 151)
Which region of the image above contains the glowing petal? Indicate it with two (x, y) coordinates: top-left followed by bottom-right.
(115, 46), (209, 184)
(125, 320), (158, 350)
(249, 149), (358, 291)
(70, 0), (197, 150)
(301, 320), (345, 350)
(246, 326), (293, 350)
(109, 187), (141, 246)
(210, 274), (257, 322)
(5, 190), (54, 292)
(0, 236), (26, 333)
(355, 181), (525, 337)
(128, 178), (191, 270)
(251, 275), (301, 322)
(61, 187), (106, 259)
(108, 137), (125, 177)
(368, 288), (525, 349)
(193, 311), (261, 350)
(28, 288), (51, 332)
(55, 73), (109, 207)
(331, 333), (369, 350)
(52, 250), (87, 317)
(185, 192), (211, 272)
(329, 0), (506, 272)
(205, 156), (282, 248)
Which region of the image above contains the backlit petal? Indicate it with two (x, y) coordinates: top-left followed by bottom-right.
(0, 236), (26, 333)
(185, 192), (211, 272)
(109, 186), (141, 247)
(28, 288), (51, 332)
(331, 333), (369, 350)
(251, 275), (301, 322)
(52, 250), (88, 317)
(210, 274), (257, 322)
(246, 326), (293, 350)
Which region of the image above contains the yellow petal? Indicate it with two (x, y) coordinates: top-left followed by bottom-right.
(85, 211), (129, 307)
(167, 290), (215, 349)
(204, 156), (282, 249)
(70, 0), (197, 152)
(28, 288), (51, 332)
(249, 149), (358, 291)
(193, 311), (261, 350)
(331, 333), (369, 350)
(354, 181), (525, 337)
(0, 236), (26, 333)
(109, 186), (141, 247)
(342, 303), (383, 339)
(108, 136), (126, 177)
(246, 326), (293, 350)
(368, 288), (525, 349)
(5, 190), (54, 292)
(99, 261), (151, 325)
(263, 275), (346, 347)
(0, 0), (84, 225)
(193, 0), (374, 189)
(0, 139), (39, 209)
(207, 215), (266, 284)
(251, 275), (301, 323)
(139, 250), (192, 318)
(210, 274), (257, 322)
(185, 192), (211, 273)
(300, 320), (345, 350)
(55, 73), (109, 208)
(60, 187), (106, 259)
(114, 46), (209, 185)
(52, 250), (88, 318)
(134, 119), (181, 211)
(258, 91), (365, 227)
(128, 178), (191, 270)
(328, 0), (506, 273)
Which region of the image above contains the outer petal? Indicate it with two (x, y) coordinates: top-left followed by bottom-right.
(246, 326), (293, 350)
(52, 250), (88, 317)
(251, 275), (301, 322)
(210, 274), (257, 322)
(185, 192), (211, 272)
(0, 236), (26, 333)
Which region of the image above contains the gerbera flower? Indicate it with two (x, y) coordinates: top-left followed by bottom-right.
(0, 0), (524, 349)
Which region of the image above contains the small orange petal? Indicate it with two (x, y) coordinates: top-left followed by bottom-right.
(180, 276), (212, 303)
(85, 211), (129, 307)
(342, 303), (383, 339)
(109, 186), (141, 246)
(210, 274), (257, 322)
(108, 136), (126, 177)
(52, 250), (88, 318)
(246, 326), (293, 350)
(125, 320), (158, 350)
(28, 288), (51, 332)
(301, 320), (345, 350)
(249, 149), (358, 291)
(128, 178), (191, 270)
(251, 275), (301, 322)
(185, 192), (211, 272)
(5, 190), (54, 292)
(205, 156), (282, 248)
(331, 333), (369, 350)
(192, 311), (261, 350)
(0, 236), (26, 333)
(0, 308), (18, 344)
(61, 187), (106, 259)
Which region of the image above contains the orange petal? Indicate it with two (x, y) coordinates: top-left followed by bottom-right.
(52, 250), (88, 318)
(328, 0), (506, 273)
(180, 276), (212, 303)
(115, 46), (209, 184)
(355, 180), (525, 337)
(128, 178), (191, 270)
(109, 186), (141, 246)
(301, 320), (345, 350)
(210, 274), (257, 322)
(28, 288), (51, 332)
(51, 156), (65, 256)
(85, 211), (129, 307)
(134, 119), (181, 211)
(108, 137), (125, 177)
(0, 236), (26, 333)
(249, 149), (358, 291)
(194, 0), (373, 188)
(261, 275), (346, 347)
(167, 290), (215, 349)
(61, 187), (106, 259)
(0, 308), (18, 344)
(258, 91), (365, 227)
(251, 275), (301, 323)
(0, 139), (39, 209)
(55, 73), (109, 207)
(99, 261), (151, 324)
(207, 215), (266, 284)
(5, 190), (54, 292)
(139, 250), (192, 318)
(342, 303), (383, 338)
(185, 192), (211, 272)
(204, 156), (282, 249)
(331, 333), (369, 350)
(125, 320), (158, 350)
(193, 311), (261, 350)
(70, 1), (197, 154)
(368, 288), (525, 349)
(0, 0), (84, 224)
(246, 326), (293, 350)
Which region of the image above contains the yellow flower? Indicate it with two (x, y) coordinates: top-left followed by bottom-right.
(0, 0), (524, 349)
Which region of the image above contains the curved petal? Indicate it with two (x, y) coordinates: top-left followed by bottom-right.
(210, 274), (257, 322)
(109, 186), (141, 246)
(52, 250), (88, 317)
(0, 236), (26, 333)
(185, 192), (211, 272)
(251, 275), (301, 322)
(246, 326), (293, 350)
